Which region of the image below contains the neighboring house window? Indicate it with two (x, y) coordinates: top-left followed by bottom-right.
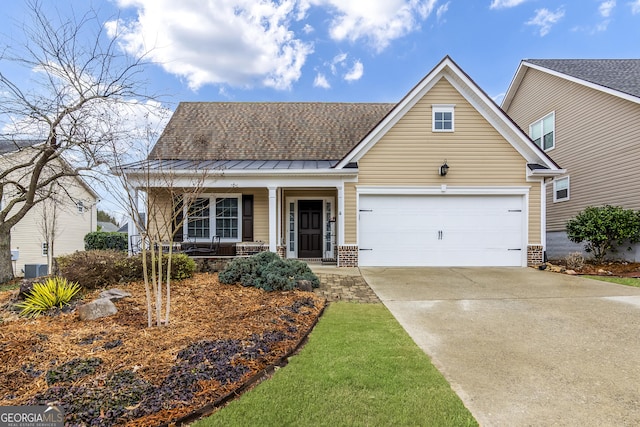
(432, 105), (455, 132)
(76, 201), (85, 213)
(187, 198), (210, 239)
(553, 176), (570, 202)
(216, 197), (238, 239)
(41, 242), (48, 256)
(530, 112), (555, 151)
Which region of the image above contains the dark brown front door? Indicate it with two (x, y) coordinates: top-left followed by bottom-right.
(298, 200), (323, 258)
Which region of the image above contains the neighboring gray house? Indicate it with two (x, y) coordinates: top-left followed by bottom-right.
(502, 59), (640, 261)
(98, 221), (120, 232)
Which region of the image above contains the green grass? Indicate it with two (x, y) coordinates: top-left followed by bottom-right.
(584, 275), (640, 288)
(0, 280), (20, 292)
(195, 303), (477, 427)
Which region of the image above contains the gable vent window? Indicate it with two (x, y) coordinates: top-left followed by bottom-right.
(553, 176), (570, 202)
(432, 105), (455, 132)
(530, 112), (555, 151)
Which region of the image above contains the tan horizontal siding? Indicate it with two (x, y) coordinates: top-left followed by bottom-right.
(245, 188), (269, 242)
(355, 77), (540, 244)
(344, 183), (357, 243)
(283, 189), (336, 198)
(507, 68), (640, 231)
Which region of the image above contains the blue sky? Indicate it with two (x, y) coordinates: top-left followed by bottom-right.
(3, 0), (639, 108)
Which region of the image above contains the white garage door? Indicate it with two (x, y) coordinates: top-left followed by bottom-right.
(358, 194), (525, 267)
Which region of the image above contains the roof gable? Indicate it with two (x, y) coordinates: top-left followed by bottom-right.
(503, 59), (640, 110)
(149, 102), (395, 161)
(337, 56), (560, 171)
(0, 139), (100, 199)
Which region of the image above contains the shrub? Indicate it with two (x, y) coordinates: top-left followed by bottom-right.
(565, 252), (585, 270)
(219, 252), (320, 291)
(84, 231), (128, 251)
(15, 277), (81, 318)
(57, 250), (129, 289)
(56, 250), (196, 289)
(566, 205), (640, 263)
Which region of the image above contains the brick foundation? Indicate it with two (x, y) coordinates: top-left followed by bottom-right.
(337, 245), (358, 267)
(527, 245), (544, 266)
(235, 242), (268, 256)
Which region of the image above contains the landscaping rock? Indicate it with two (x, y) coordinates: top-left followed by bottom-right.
(296, 280), (313, 292)
(78, 298), (117, 321)
(565, 269), (577, 275)
(17, 278), (40, 299)
(99, 288), (132, 301)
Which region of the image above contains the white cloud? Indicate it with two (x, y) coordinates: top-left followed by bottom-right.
(344, 60), (364, 81)
(309, 0), (437, 52)
(489, 0), (528, 9)
(491, 92), (505, 105)
(525, 8), (565, 36)
(303, 23), (314, 34)
(632, 0), (640, 14)
(437, 2), (450, 22)
(599, 0), (616, 17)
(106, 0), (313, 91)
(330, 52), (348, 74)
(313, 73), (330, 88)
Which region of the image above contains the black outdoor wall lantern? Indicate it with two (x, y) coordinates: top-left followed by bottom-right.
(439, 160), (449, 176)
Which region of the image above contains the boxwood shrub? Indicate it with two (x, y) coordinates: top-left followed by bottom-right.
(84, 231), (128, 252)
(218, 251), (320, 291)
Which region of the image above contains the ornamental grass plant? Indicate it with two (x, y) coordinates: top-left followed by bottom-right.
(16, 277), (81, 317)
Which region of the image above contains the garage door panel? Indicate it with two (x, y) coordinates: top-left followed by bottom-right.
(359, 194), (525, 267)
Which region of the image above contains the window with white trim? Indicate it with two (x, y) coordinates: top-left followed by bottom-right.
(215, 197), (238, 239)
(184, 195), (241, 241)
(76, 201), (85, 213)
(432, 105), (455, 132)
(187, 198), (210, 238)
(530, 112), (555, 151)
(553, 176), (569, 202)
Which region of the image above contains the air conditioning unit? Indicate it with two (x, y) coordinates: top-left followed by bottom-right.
(24, 264), (48, 279)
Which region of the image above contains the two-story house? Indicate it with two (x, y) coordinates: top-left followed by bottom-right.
(502, 59), (640, 261)
(0, 140), (99, 277)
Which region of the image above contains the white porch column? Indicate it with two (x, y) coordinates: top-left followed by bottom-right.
(337, 184), (345, 245)
(268, 186), (277, 252)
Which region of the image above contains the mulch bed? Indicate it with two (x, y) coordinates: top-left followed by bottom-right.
(546, 260), (640, 277)
(0, 273), (326, 426)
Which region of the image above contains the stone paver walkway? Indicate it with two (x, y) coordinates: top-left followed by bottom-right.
(308, 265), (380, 303)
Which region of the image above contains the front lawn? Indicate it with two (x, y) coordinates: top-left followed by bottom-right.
(196, 303), (477, 427)
(584, 275), (640, 288)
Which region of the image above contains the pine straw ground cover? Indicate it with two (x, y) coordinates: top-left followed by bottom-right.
(0, 273), (326, 426)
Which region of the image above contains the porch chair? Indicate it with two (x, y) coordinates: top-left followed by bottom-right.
(182, 235), (220, 256)
(129, 234), (149, 254)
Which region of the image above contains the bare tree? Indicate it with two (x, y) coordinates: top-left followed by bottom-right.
(103, 114), (213, 328)
(0, 0), (154, 283)
(110, 156), (211, 328)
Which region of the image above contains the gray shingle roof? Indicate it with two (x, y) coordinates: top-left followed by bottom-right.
(149, 102), (396, 161)
(526, 59), (640, 98)
(0, 139), (40, 155)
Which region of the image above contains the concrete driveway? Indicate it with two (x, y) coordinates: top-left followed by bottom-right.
(360, 267), (640, 427)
